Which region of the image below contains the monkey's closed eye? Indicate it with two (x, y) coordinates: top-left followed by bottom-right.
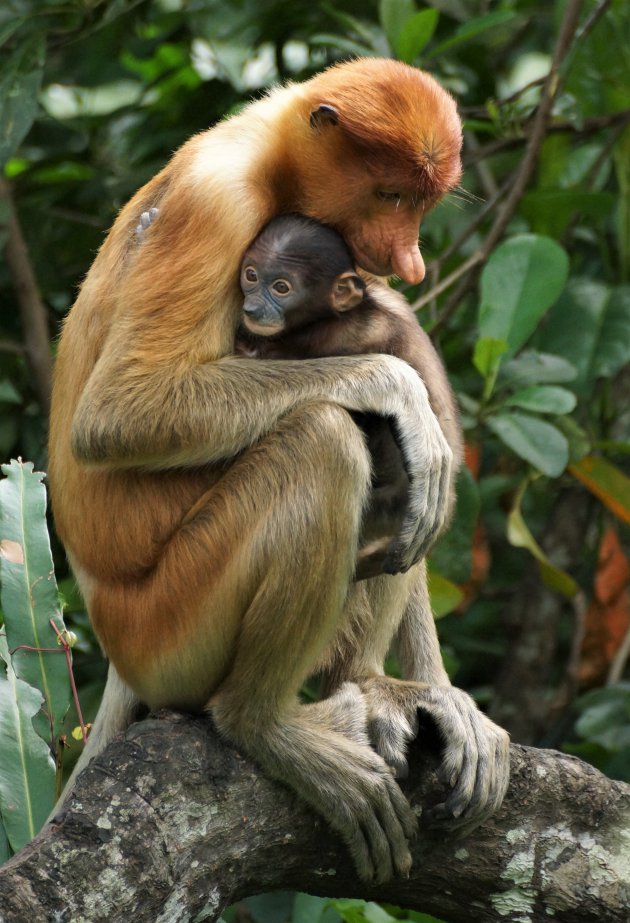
(376, 190), (402, 203)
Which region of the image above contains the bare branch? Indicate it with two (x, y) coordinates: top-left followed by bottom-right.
(0, 713), (628, 923)
(0, 177), (53, 414)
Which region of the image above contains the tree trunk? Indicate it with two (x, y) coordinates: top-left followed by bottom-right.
(0, 712), (628, 923)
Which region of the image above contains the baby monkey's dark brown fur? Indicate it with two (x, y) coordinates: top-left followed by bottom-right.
(237, 214), (463, 571)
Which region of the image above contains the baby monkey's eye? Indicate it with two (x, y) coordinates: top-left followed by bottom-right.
(272, 280), (292, 295)
(244, 266), (258, 283)
(376, 190), (401, 202)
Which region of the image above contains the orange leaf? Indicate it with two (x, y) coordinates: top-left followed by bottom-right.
(580, 525), (630, 687)
(569, 456), (630, 525)
(464, 441), (482, 480)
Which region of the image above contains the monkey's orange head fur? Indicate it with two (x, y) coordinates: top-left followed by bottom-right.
(307, 58), (462, 199)
(280, 58), (462, 284)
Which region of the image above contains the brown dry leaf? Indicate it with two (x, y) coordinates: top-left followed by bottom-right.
(579, 526), (630, 687)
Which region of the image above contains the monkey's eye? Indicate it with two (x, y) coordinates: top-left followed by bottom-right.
(244, 266), (258, 283)
(271, 280), (292, 296)
(376, 190), (402, 203)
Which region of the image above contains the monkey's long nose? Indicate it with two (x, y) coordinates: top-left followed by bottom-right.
(391, 239), (425, 285)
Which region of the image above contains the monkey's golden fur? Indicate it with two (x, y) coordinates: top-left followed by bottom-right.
(49, 58), (509, 883)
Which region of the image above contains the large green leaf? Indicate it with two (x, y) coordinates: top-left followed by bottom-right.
(486, 412), (569, 477)
(478, 234), (569, 354)
(427, 568), (464, 618)
(0, 819), (9, 864)
(397, 9), (439, 63)
(379, 0), (415, 50)
(0, 34), (44, 166)
(539, 280), (630, 393)
(507, 481), (579, 598)
(0, 636), (55, 853)
(0, 460), (69, 743)
(505, 385), (577, 415)
(500, 350), (578, 387)
(430, 10), (517, 56)
(520, 190), (615, 239)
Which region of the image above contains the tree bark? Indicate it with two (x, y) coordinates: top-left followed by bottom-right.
(0, 712), (628, 923)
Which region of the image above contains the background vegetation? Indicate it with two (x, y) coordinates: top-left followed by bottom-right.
(1, 0), (629, 920)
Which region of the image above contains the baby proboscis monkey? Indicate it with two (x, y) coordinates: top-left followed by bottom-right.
(236, 213), (463, 566)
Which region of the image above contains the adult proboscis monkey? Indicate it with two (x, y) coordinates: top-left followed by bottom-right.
(49, 58), (510, 883)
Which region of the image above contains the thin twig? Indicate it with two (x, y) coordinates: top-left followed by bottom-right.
(425, 0), (586, 332)
(413, 172), (516, 313)
(465, 131), (498, 200)
(0, 339), (25, 355)
(0, 177), (53, 414)
(464, 109), (630, 168)
(575, 0), (611, 42)
(550, 590), (589, 716)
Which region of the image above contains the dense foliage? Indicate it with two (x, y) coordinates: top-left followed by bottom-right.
(1, 0), (629, 919)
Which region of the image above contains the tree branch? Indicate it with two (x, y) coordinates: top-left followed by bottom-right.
(415, 0), (586, 329)
(0, 712), (628, 923)
(0, 177), (53, 414)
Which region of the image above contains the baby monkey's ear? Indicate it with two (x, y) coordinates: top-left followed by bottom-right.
(330, 272), (365, 312)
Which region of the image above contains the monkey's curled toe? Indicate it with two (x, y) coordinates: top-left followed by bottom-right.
(360, 677), (510, 826)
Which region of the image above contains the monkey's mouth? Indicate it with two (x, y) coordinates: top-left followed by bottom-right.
(241, 315), (286, 338)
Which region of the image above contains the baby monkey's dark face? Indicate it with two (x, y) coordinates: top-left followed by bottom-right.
(239, 255), (316, 336)
(239, 215), (365, 338)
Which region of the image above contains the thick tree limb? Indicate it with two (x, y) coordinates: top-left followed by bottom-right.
(0, 713), (628, 923)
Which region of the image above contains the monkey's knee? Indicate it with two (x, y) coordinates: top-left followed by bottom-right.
(295, 402), (372, 486)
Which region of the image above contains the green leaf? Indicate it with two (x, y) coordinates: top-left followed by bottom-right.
(397, 9), (439, 63)
(430, 10), (517, 57)
(520, 190), (615, 239)
(379, 0), (415, 50)
(478, 235), (569, 354)
(292, 894), (329, 923)
(0, 460), (70, 742)
(427, 568), (464, 618)
(554, 416), (592, 464)
(0, 820), (9, 864)
(473, 337), (508, 397)
(0, 34), (45, 165)
(0, 635), (55, 852)
(0, 18), (24, 49)
(539, 280), (630, 393)
(504, 385), (577, 415)
(507, 483), (579, 598)
(575, 685), (630, 751)
(0, 380), (21, 404)
(486, 412), (569, 477)
(500, 350), (578, 387)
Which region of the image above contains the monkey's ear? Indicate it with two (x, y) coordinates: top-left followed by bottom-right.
(331, 272), (364, 312)
(310, 104), (339, 130)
